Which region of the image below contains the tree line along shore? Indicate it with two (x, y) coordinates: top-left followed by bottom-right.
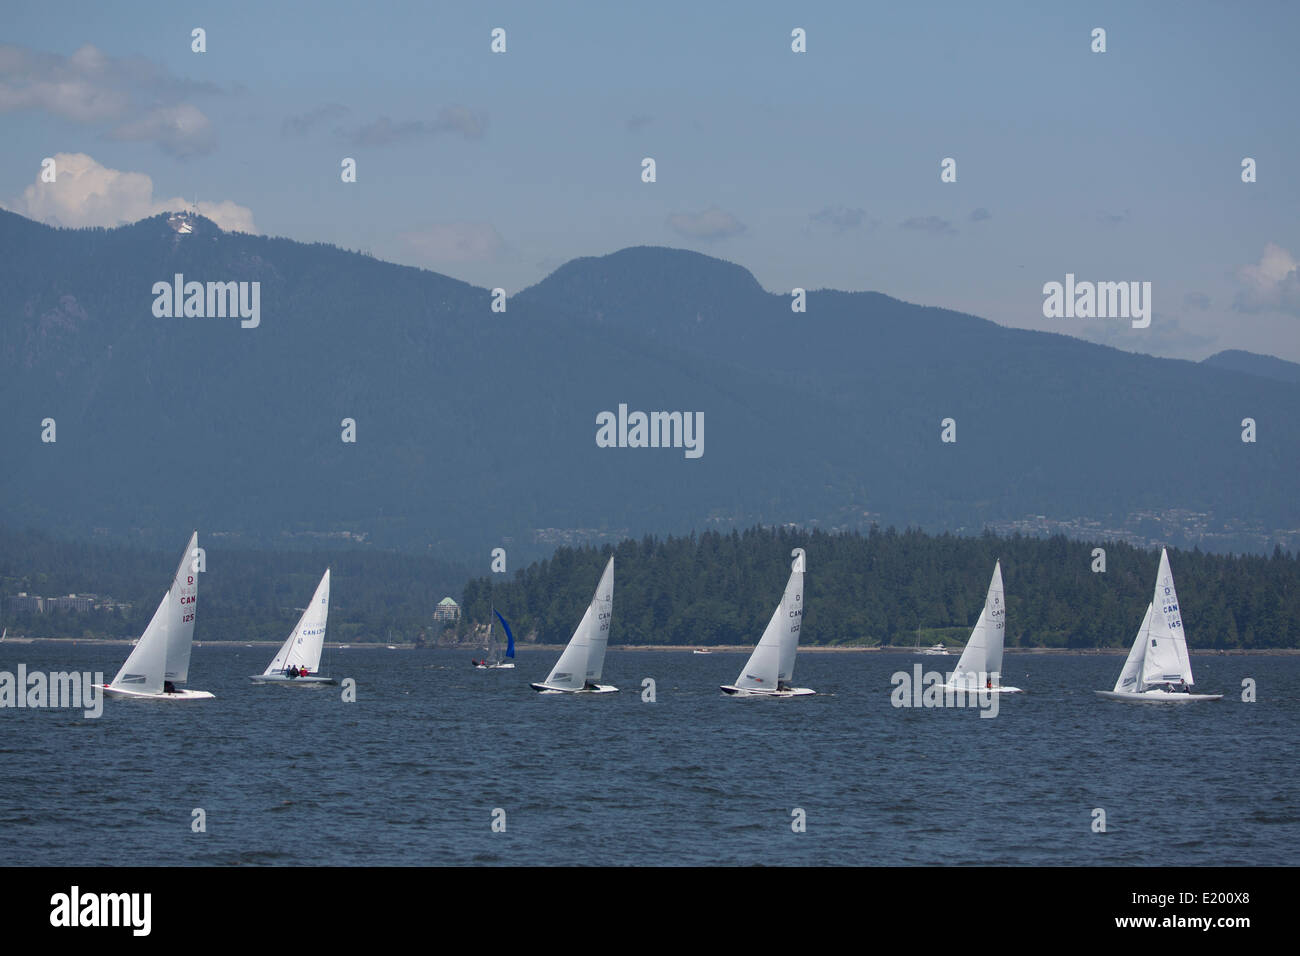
(2, 525), (1296, 649)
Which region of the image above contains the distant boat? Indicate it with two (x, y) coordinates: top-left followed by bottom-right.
(531, 556), (616, 694)
(473, 608), (516, 669)
(944, 560), (1022, 695)
(913, 630), (949, 655)
(250, 569), (337, 686)
(1096, 549), (1222, 703)
(101, 531), (214, 701)
(692, 648), (711, 655)
(721, 549), (814, 698)
(0, 627), (6, 643)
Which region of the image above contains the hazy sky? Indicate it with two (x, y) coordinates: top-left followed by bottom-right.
(2, 0), (1298, 360)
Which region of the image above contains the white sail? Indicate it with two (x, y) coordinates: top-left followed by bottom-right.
(950, 561), (1006, 688)
(163, 531), (199, 683)
(264, 569), (330, 675)
(733, 568), (804, 691)
(543, 556), (614, 689)
(109, 588), (171, 694)
(583, 557), (614, 681)
(1141, 549), (1193, 687)
(1113, 603), (1152, 693)
(733, 601), (784, 691)
(776, 568), (804, 682)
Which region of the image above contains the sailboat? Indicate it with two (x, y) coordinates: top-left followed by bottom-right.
(944, 560), (1022, 694)
(101, 531), (214, 700)
(250, 569), (337, 685)
(473, 608), (516, 669)
(721, 549), (814, 697)
(1096, 548), (1222, 703)
(530, 556), (616, 693)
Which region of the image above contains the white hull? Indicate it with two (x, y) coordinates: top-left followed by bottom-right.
(101, 684), (215, 701)
(943, 683), (1023, 695)
(693, 650), (711, 655)
(719, 684), (816, 698)
(530, 682), (618, 694)
(1096, 689), (1222, 703)
(250, 674), (338, 685)
(474, 662), (515, 670)
(921, 649), (949, 656)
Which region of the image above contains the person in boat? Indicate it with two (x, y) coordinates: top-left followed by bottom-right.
(287, 665), (299, 678)
(986, 677), (993, 690)
(164, 680), (176, 694)
(300, 665), (310, 676)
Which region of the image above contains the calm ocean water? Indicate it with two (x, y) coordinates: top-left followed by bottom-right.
(1, 643), (1295, 866)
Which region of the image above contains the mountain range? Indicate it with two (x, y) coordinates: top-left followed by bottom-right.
(2, 209), (1296, 561)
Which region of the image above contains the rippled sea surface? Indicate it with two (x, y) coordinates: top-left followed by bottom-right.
(1, 643), (1296, 866)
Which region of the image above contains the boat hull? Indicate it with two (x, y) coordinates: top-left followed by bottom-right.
(530, 682), (618, 694)
(474, 662), (516, 669)
(249, 674), (338, 685)
(1095, 690), (1223, 703)
(101, 684), (215, 701)
(942, 684), (1024, 695)
(719, 684), (816, 698)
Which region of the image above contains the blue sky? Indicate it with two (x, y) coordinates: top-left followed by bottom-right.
(2, 0), (1298, 360)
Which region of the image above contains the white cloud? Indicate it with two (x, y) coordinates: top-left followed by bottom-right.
(108, 104), (215, 158)
(6, 152), (256, 232)
(0, 43), (220, 156)
(1234, 243), (1300, 318)
(401, 222), (503, 263)
(667, 206), (746, 240)
(344, 107), (487, 146)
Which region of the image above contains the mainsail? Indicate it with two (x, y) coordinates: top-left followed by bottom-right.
(164, 531), (199, 683)
(111, 531), (198, 693)
(950, 561), (1006, 688)
(264, 569), (330, 676)
(1140, 549), (1193, 687)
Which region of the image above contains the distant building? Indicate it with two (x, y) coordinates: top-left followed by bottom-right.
(8, 592), (43, 613)
(433, 597), (460, 622)
(47, 594), (94, 613)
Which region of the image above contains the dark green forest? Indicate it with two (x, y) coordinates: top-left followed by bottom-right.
(0, 526), (467, 643)
(457, 526), (1299, 649)
(4, 524), (1296, 648)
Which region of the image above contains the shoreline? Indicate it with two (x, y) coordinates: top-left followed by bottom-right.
(3, 638), (1295, 654)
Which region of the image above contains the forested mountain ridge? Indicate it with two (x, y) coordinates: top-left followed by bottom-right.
(2, 211), (1297, 561)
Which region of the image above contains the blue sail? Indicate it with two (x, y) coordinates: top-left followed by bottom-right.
(494, 609), (516, 658)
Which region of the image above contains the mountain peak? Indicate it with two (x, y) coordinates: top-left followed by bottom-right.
(1202, 348), (1300, 385)
(521, 245), (767, 320)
